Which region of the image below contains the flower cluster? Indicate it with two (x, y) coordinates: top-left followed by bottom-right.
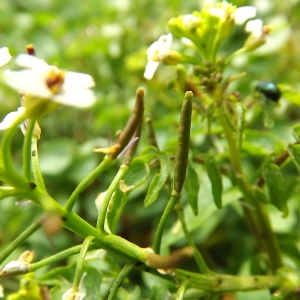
(144, 1), (270, 79)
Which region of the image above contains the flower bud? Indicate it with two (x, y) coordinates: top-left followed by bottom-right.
(244, 19), (272, 51)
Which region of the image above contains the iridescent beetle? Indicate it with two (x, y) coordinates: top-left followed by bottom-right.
(255, 82), (281, 102)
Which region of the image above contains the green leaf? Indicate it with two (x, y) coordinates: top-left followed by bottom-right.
(289, 144), (300, 168)
(206, 157), (223, 209)
(263, 163), (288, 217)
(292, 124), (300, 140)
(139, 146), (159, 164)
(184, 159), (200, 215)
(144, 151), (170, 207)
(253, 186), (269, 204)
(122, 158), (149, 189)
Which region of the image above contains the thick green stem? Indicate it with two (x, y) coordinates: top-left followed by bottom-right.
(175, 269), (280, 293)
(96, 164), (129, 231)
(176, 208), (210, 274)
(22, 118), (36, 182)
(28, 187), (149, 264)
(0, 219), (42, 264)
(108, 263), (135, 300)
(31, 135), (46, 191)
(219, 112), (283, 272)
(65, 156), (115, 211)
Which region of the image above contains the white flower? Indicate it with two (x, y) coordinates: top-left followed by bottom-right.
(209, 3), (256, 25)
(5, 54), (96, 108)
(0, 47), (12, 67)
(244, 19), (271, 50)
(144, 33), (172, 80)
(0, 107), (25, 130)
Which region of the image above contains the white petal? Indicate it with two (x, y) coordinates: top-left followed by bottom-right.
(0, 111), (21, 130)
(235, 6), (257, 25)
(157, 33), (172, 51)
(64, 72), (95, 89)
(15, 54), (49, 70)
(182, 14), (200, 30)
(5, 69), (52, 98)
(147, 34), (172, 60)
(0, 47), (12, 67)
(208, 8), (225, 19)
(246, 19), (263, 35)
(53, 89), (96, 107)
(144, 61), (159, 80)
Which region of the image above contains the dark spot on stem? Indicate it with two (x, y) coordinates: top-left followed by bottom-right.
(135, 262), (143, 267)
(62, 216), (67, 222)
(32, 150), (36, 156)
(29, 182), (37, 189)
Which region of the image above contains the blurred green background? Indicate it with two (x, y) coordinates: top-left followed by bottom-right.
(0, 0), (300, 298)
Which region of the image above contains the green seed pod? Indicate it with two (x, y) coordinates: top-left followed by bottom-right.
(173, 91), (193, 193)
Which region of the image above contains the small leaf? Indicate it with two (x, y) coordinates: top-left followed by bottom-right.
(184, 159), (200, 216)
(206, 157), (223, 209)
(122, 158), (149, 189)
(144, 151), (170, 207)
(252, 186), (269, 204)
(292, 124), (300, 141)
(263, 163), (288, 217)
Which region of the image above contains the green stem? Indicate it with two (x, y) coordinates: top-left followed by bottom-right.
(0, 219), (42, 264)
(176, 208), (210, 274)
(73, 236), (94, 291)
(175, 269), (280, 293)
(65, 156), (115, 211)
(96, 164), (129, 231)
(28, 187), (149, 263)
(225, 47), (247, 66)
(176, 280), (190, 300)
(152, 190), (181, 253)
(219, 111), (283, 272)
(108, 263), (135, 300)
(22, 118), (36, 181)
(29, 244), (98, 272)
(31, 135), (46, 191)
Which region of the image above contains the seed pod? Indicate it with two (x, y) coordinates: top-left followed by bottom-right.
(173, 91), (193, 193)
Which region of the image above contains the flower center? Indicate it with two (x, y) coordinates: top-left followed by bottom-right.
(46, 66), (65, 94)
